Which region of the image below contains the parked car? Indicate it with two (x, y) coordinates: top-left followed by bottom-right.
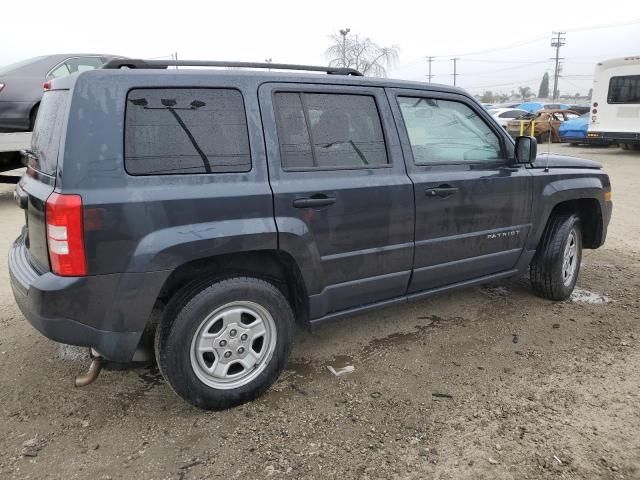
(0, 54), (123, 132)
(559, 113), (611, 146)
(517, 102), (570, 113)
(566, 105), (591, 115)
(507, 109), (580, 142)
(491, 102), (523, 109)
(9, 59), (612, 410)
(488, 108), (528, 128)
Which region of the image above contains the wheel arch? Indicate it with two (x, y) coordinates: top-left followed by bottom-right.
(152, 249), (310, 328)
(535, 197), (604, 250)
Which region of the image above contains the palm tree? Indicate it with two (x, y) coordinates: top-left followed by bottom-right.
(325, 31), (399, 77)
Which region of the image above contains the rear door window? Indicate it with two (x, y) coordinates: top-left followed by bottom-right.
(274, 92), (388, 170)
(124, 88), (251, 175)
(30, 90), (69, 175)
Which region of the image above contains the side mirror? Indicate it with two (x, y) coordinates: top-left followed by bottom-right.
(514, 136), (537, 164)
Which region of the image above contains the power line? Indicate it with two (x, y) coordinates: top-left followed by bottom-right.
(404, 18), (640, 66)
(464, 77), (541, 89)
(461, 60), (550, 76)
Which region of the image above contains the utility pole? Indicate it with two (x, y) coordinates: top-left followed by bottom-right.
(339, 28), (350, 67)
(426, 56), (434, 83)
(550, 31), (566, 101)
(451, 58), (459, 87)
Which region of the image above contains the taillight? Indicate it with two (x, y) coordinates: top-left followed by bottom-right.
(45, 192), (86, 276)
(0, 82), (5, 93)
(43, 80), (52, 91)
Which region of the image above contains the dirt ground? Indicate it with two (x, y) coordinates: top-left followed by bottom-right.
(0, 144), (638, 480)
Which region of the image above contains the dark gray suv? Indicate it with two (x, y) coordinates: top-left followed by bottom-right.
(9, 60), (612, 409)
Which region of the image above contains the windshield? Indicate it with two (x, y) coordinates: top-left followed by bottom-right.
(0, 56), (46, 75)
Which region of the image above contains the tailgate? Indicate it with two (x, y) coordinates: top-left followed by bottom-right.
(16, 89), (69, 271)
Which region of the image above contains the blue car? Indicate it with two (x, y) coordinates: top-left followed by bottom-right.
(517, 102), (570, 113)
(559, 113), (609, 145)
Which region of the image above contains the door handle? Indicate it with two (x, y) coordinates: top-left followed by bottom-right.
(293, 195), (336, 208)
(425, 185), (459, 198)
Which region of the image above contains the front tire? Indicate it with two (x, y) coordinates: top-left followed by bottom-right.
(530, 214), (582, 301)
(155, 277), (294, 410)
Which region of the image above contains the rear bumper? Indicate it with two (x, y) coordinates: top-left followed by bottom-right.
(9, 234), (170, 361)
(560, 135), (610, 145)
(588, 131), (640, 144)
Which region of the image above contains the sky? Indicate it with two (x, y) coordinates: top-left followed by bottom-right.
(3, 0), (640, 97)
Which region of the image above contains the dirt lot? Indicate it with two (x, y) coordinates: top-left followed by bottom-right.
(0, 144), (638, 480)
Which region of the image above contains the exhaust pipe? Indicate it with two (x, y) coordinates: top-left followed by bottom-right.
(74, 356), (104, 387)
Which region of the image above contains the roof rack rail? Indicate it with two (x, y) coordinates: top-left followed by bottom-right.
(101, 59), (363, 76)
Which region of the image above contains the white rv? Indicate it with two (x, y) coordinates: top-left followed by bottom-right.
(588, 56), (640, 150)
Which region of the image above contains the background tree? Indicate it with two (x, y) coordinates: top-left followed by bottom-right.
(538, 72), (550, 98)
(325, 31), (399, 77)
(518, 86), (533, 101)
(480, 90), (494, 103)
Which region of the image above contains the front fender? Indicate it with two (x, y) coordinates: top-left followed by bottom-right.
(528, 175), (608, 251)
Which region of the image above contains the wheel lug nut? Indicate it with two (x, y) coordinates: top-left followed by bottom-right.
(238, 347), (245, 354)
(219, 340), (227, 347)
(240, 334), (248, 341)
(224, 351), (232, 358)
(229, 329), (237, 337)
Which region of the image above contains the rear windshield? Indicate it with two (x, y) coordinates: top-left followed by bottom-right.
(30, 90), (69, 175)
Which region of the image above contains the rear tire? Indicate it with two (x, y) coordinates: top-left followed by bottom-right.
(155, 276), (294, 410)
(530, 214), (582, 301)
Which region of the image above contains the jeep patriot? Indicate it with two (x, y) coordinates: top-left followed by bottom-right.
(9, 59), (612, 409)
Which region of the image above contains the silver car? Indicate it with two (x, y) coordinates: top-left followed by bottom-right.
(0, 54), (123, 132)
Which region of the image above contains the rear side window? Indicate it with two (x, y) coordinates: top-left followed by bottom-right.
(274, 92), (388, 170)
(30, 90), (69, 175)
(608, 75), (640, 104)
(125, 88), (251, 175)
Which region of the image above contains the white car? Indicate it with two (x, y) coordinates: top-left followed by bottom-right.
(488, 108), (528, 128)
